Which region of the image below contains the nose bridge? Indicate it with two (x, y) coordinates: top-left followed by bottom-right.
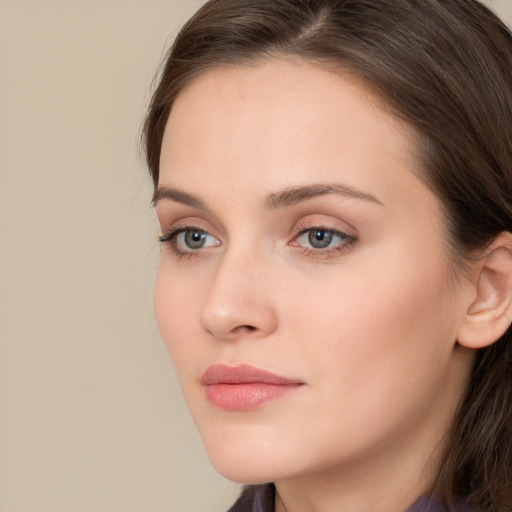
(199, 242), (277, 339)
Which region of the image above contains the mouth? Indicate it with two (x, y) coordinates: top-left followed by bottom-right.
(201, 364), (304, 411)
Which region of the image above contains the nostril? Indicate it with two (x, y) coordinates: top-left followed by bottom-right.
(227, 324), (258, 337)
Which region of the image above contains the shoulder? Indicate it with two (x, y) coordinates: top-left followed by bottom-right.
(406, 496), (473, 512)
(227, 488), (474, 512)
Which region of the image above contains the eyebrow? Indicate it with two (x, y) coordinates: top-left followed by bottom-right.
(264, 183), (384, 209)
(152, 186), (207, 209)
(152, 182), (384, 210)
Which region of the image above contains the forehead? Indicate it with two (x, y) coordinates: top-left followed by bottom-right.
(160, 58), (425, 208)
(166, 59), (410, 150)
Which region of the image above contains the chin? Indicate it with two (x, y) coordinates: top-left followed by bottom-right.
(197, 422), (296, 484)
(211, 459), (276, 485)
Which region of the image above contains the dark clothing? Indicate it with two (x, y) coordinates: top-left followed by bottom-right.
(227, 484), (471, 512)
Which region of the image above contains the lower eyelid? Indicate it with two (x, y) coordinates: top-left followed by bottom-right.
(299, 237), (357, 257)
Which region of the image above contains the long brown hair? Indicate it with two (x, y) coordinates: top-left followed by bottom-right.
(143, 1), (512, 509)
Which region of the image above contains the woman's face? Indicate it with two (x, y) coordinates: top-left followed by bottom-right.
(154, 60), (473, 487)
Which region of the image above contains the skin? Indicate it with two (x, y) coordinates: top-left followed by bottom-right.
(154, 59), (477, 512)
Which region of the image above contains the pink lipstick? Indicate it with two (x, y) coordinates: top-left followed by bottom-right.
(201, 364), (304, 411)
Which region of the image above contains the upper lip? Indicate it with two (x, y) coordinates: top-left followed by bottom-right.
(201, 364), (303, 386)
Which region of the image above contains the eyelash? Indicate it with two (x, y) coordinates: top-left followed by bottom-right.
(291, 222), (357, 259)
(159, 224), (357, 260)
(158, 226), (213, 259)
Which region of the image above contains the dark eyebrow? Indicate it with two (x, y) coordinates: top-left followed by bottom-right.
(152, 186), (207, 209)
(264, 183), (384, 209)
(152, 182), (384, 210)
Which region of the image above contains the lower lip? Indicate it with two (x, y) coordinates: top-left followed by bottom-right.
(204, 383), (302, 411)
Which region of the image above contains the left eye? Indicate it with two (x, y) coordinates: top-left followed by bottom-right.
(295, 228), (353, 250)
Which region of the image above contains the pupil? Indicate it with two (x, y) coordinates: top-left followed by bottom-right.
(185, 230), (206, 249)
(308, 229), (333, 249)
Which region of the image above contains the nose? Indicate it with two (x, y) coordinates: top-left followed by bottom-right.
(199, 249), (278, 341)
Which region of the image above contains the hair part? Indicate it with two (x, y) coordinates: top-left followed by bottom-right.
(143, 1), (512, 509)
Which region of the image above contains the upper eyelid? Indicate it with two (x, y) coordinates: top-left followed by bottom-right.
(155, 204), (226, 237)
(159, 217), (218, 235)
(292, 227), (356, 245)
(160, 225), (217, 241)
(292, 217), (356, 236)
(159, 215), (357, 242)
(295, 227), (351, 237)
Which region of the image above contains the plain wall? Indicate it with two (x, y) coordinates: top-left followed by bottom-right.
(0, 2), (237, 511)
(1, 1), (511, 511)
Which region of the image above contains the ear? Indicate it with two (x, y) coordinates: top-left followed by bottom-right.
(457, 232), (512, 349)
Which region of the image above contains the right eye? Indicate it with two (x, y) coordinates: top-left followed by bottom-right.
(159, 227), (221, 257)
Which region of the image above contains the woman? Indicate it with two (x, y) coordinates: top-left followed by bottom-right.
(142, 0), (512, 510)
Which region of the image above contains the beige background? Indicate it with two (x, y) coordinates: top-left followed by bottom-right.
(1, 1), (511, 511)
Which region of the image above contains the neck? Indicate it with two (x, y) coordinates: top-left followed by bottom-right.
(274, 443), (435, 512)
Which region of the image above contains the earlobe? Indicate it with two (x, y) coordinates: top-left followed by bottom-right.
(457, 233), (512, 349)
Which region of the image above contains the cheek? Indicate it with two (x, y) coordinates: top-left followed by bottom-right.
(263, 253), (460, 471)
(154, 261), (203, 368)
(286, 242), (457, 409)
